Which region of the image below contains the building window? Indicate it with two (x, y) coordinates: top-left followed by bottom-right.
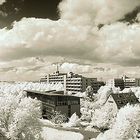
(70, 100), (79, 105)
(117, 100), (123, 104)
(45, 106), (54, 113)
(108, 101), (113, 103)
(46, 99), (55, 105)
(57, 101), (67, 106)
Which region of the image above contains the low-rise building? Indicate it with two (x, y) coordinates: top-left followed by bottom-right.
(26, 90), (81, 119)
(105, 92), (139, 114)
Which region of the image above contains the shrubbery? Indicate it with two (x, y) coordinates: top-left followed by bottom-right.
(0, 93), (42, 140)
(51, 111), (67, 124)
(93, 104), (140, 140)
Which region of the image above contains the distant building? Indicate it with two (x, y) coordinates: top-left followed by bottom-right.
(105, 92), (139, 114)
(0, 130), (6, 140)
(135, 78), (140, 87)
(123, 75), (136, 88)
(66, 72), (98, 93)
(97, 81), (105, 89)
(106, 78), (124, 90)
(106, 79), (114, 87)
(40, 71), (67, 84)
(40, 71), (99, 93)
(114, 78), (124, 90)
(26, 90), (81, 119)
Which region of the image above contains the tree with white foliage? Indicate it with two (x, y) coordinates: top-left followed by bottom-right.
(91, 103), (116, 131)
(63, 113), (81, 128)
(80, 86), (114, 122)
(86, 86), (94, 100)
(93, 104), (140, 140)
(0, 94), (42, 140)
(51, 111), (67, 125)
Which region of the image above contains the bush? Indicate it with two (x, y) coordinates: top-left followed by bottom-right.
(51, 111), (67, 124)
(0, 94), (43, 140)
(95, 104), (140, 140)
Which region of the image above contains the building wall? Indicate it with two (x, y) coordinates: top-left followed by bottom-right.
(114, 78), (124, 90)
(56, 106), (68, 117)
(55, 105), (80, 118)
(97, 81), (105, 89)
(0, 136), (6, 140)
(42, 102), (55, 118)
(106, 79), (124, 90)
(26, 90), (81, 119)
(123, 76), (136, 88)
(40, 72), (66, 84)
(104, 95), (118, 115)
(135, 78), (140, 87)
(49, 75), (65, 84)
(81, 77), (98, 93)
(40, 71), (99, 93)
(66, 76), (83, 92)
(90, 78), (98, 93)
(81, 77), (87, 92)
(106, 79), (115, 87)
(71, 104), (81, 117)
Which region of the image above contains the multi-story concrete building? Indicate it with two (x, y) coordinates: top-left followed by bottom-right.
(40, 71), (99, 93)
(40, 71), (67, 84)
(106, 79), (114, 87)
(97, 81), (105, 89)
(122, 75), (136, 88)
(135, 78), (140, 87)
(66, 73), (98, 93)
(106, 78), (124, 90)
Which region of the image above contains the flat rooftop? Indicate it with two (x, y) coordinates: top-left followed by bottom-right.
(25, 90), (80, 98)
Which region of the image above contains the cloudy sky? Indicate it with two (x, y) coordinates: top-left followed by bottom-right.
(0, 0), (140, 81)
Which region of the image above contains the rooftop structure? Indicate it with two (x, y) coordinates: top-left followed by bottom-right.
(105, 92), (139, 114)
(110, 92), (139, 109)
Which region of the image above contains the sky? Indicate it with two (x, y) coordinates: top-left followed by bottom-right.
(0, 0), (140, 81)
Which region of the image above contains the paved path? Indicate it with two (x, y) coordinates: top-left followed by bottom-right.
(43, 124), (100, 140)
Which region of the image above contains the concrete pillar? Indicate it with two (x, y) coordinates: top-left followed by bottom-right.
(47, 74), (49, 84)
(64, 75), (67, 95)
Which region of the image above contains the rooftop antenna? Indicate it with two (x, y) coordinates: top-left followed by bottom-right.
(100, 77), (103, 81)
(53, 62), (63, 73)
(56, 63), (59, 73)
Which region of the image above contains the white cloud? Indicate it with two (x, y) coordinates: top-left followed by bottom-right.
(0, 0), (139, 65)
(0, 0), (140, 80)
(98, 22), (140, 66)
(0, 0), (5, 5)
(0, 18), (140, 66)
(0, 18), (99, 62)
(59, 0), (140, 25)
(0, 56), (140, 81)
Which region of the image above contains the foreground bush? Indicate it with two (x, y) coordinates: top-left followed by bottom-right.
(51, 111), (67, 124)
(93, 104), (140, 140)
(0, 94), (42, 140)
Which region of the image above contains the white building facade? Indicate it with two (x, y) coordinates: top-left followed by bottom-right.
(40, 71), (98, 93)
